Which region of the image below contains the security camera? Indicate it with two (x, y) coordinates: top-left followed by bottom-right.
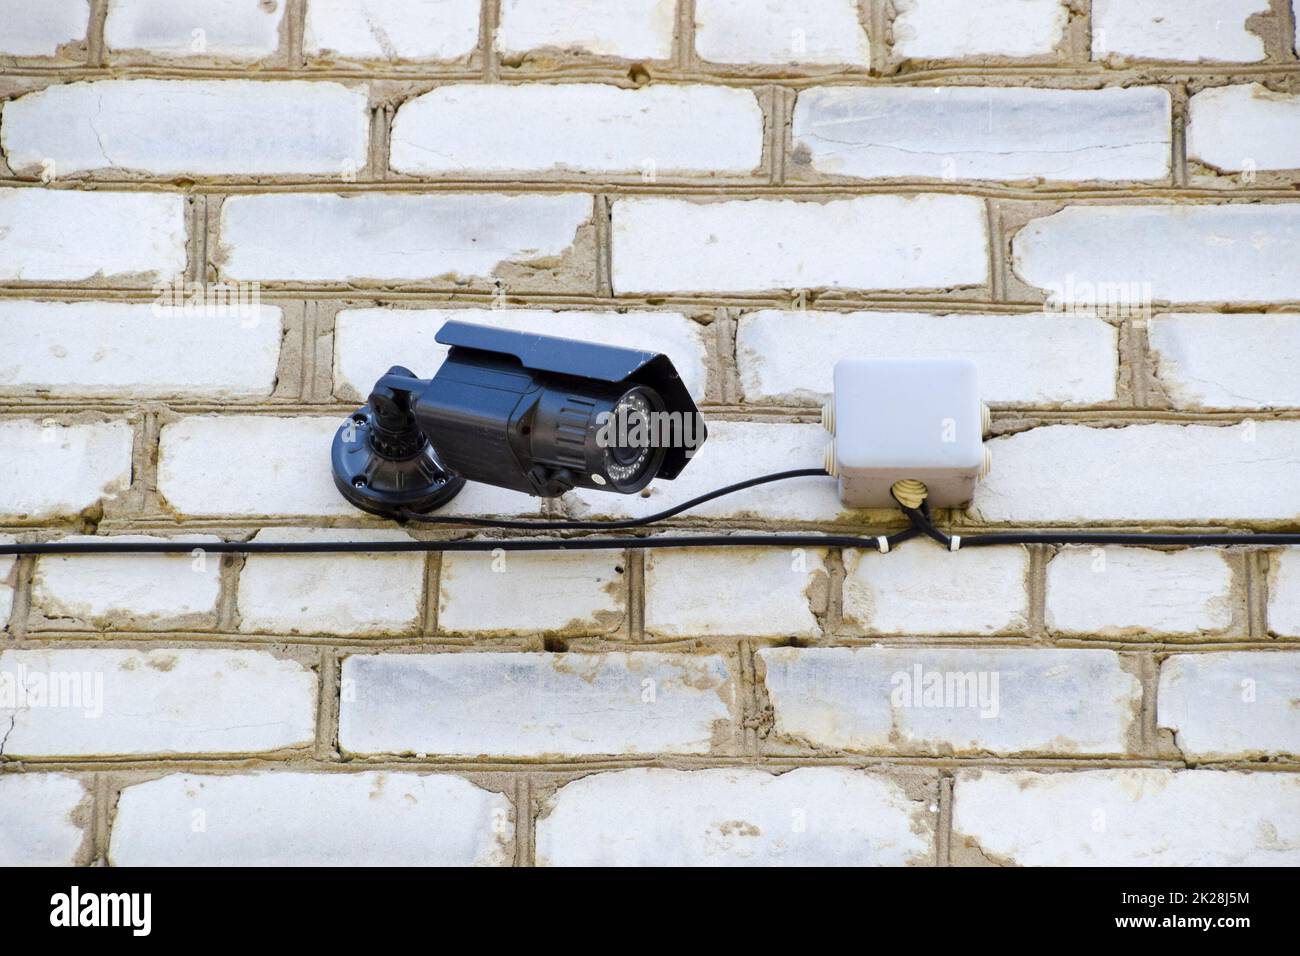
(332, 321), (707, 519)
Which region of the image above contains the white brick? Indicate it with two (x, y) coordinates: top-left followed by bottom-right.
(736, 309), (1117, 406)
(695, 0), (869, 66)
(1013, 204), (1300, 304)
(158, 415), (352, 518)
(793, 87), (1170, 182)
(892, 0), (1067, 59)
(760, 647), (1139, 755)
(974, 422), (1300, 523)
(953, 769), (1300, 865)
(0, 189), (185, 283)
(1159, 652), (1300, 760)
(0, 775), (90, 866)
(0, 301), (282, 399)
(105, 0), (284, 59)
(110, 772), (511, 866)
(1149, 314), (1300, 410)
(0, 542), (15, 630)
(438, 550), (625, 635)
(1268, 548), (1300, 636)
(158, 414), (541, 518)
(644, 547), (826, 638)
(498, 0), (673, 60)
(391, 84), (762, 176)
(537, 768), (934, 866)
(0, 648), (315, 757)
(340, 652), (733, 756)
(1046, 547), (1235, 637)
(0, 420), (133, 521)
(32, 535), (223, 630)
(220, 192), (591, 283)
(1092, 0), (1268, 63)
(237, 528), (424, 636)
(561, 420), (842, 523)
(1188, 84), (1300, 173)
(306, 0), (480, 61)
(843, 541), (1029, 635)
(333, 307), (709, 403)
(613, 195), (987, 294)
(3, 80), (369, 177)
(0, 0), (89, 56)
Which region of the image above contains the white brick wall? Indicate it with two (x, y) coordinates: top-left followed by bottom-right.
(842, 542), (1029, 636)
(105, 0), (286, 59)
(0, 648), (315, 757)
(0, 774), (91, 866)
(953, 770), (1300, 865)
(5, 0), (1299, 870)
(332, 307), (709, 402)
(340, 652), (734, 756)
(612, 195), (988, 293)
(305, 0), (481, 61)
(736, 309), (1117, 406)
(0, 0), (89, 56)
(236, 528), (425, 635)
(392, 84), (762, 177)
(437, 550), (626, 635)
(0, 301), (282, 399)
(1045, 546), (1236, 637)
(0, 190), (185, 283)
(644, 547), (826, 638)
(694, 0), (870, 67)
(0, 420), (134, 521)
(892, 0), (1068, 59)
(3, 81), (369, 177)
(32, 535), (223, 630)
(1149, 314), (1300, 409)
(793, 87), (1170, 182)
(1188, 85), (1300, 173)
(1013, 204), (1300, 304)
(219, 192), (591, 283)
(110, 772), (512, 865)
(496, 0), (674, 61)
(761, 647), (1140, 755)
(1091, 0), (1269, 63)
(974, 423), (1300, 522)
(536, 768), (934, 866)
(1158, 652), (1300, 760)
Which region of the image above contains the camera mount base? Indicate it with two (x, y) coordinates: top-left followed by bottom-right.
(331, 404), (465, 520)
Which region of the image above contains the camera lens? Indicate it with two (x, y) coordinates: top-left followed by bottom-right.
(602, 387), (666, 490)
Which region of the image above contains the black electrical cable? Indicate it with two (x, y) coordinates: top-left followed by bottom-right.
(396, 467), (828, 530)
(0, 529), (922, 557)
(898, 502), (1300, 549)
(4, 469), (1299, 558)
(2, 466), (911, 556)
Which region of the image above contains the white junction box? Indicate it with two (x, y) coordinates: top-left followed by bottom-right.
(824, 358), (990, 508)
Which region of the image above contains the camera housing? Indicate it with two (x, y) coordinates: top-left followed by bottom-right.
(332, 321), (707, 519)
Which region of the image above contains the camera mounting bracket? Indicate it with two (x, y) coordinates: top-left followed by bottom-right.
(331, 365), (466, 520)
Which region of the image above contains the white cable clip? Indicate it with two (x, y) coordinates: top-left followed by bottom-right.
(949, 535), (962, 552)
(876, 535), (890, 554)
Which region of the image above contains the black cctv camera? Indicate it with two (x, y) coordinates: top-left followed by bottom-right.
(331, 321), (708, 519)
